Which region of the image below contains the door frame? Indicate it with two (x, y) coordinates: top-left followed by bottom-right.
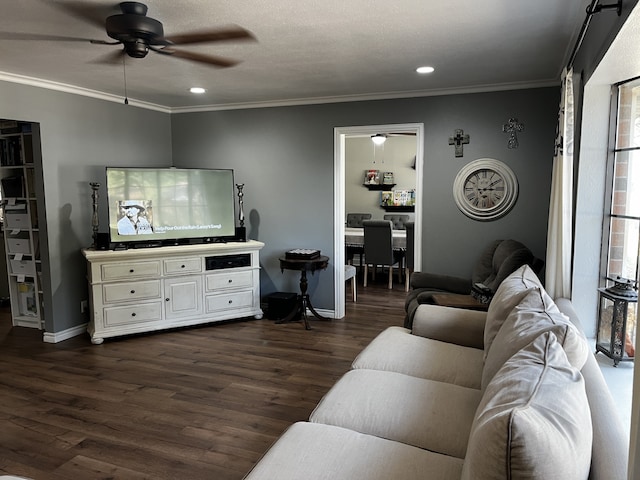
(333, 123), (424, 317)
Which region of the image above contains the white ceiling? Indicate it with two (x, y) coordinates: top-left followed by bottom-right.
(0, 0), (588, 112)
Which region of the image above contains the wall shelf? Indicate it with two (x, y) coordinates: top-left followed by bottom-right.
(363, 184), (395, 191)
(381, 205), (415, 212)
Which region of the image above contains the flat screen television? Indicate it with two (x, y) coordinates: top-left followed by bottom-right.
(105, 167), (237, 247)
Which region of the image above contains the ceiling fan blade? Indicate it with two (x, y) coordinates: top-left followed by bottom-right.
(0, 31), (102, 43)
(152, 47), (239, 67)
(163, 26), (256, 45)
(46, 1), (117, 30)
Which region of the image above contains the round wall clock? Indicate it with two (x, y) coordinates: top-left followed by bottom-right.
(453, 158), (518, 221)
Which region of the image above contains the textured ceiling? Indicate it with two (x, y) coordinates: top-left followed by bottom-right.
(0, 0), (587, 111)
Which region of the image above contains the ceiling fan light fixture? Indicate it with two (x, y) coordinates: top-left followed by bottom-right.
(416, 65), (435, 74)
(190, 87), (206, 94)
(371, 134), (387, 146)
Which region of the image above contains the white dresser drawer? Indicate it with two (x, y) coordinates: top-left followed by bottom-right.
(102, 280), (161, 303)
(104, 302), (163, 327)
(164, 257), (202, 275)
(206, 270), (253, 291)
(101, 261), (161, 281)
(206, 290), (254, 313)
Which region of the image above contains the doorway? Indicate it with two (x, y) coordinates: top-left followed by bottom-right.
(333, 123), (424, 318)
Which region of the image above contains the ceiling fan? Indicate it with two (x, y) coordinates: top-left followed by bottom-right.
(1, 1), (256, 68)
(371, 132), (416, 145)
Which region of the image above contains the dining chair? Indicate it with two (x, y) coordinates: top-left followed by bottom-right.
(345, 264), (357, 302)
(383, 214), (409, 230)
(404, 221), (414, 292)
(362, 220), (403, 289)
(346, 213), (372, 228)
(345, 213), (370, 268)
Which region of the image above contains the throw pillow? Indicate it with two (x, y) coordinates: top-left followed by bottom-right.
(483, 265), (558, 360)
(484, 265), (542, 357)
(482, 289), (588, 390)
(462, 332), (592, 480)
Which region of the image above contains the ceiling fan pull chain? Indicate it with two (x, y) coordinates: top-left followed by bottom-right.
(122, 54), (129, 105)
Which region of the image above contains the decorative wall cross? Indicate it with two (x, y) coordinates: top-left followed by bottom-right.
(502, 118), (524, 149)
(448, 129), (470, 157)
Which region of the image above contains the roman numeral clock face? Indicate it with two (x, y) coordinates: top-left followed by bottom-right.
(453, 158), (518, 221)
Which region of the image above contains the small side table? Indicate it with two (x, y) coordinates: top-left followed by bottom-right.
(430, 293), (489, 311)
(278, 255), (330, 330)
(596, 287), (638, 366)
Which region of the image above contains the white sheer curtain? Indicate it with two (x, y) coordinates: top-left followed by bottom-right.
(545, 68), (574, 298)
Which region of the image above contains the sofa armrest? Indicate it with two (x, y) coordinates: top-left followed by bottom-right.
(411, 304), (486, 349)
(410, 272), (471, 294)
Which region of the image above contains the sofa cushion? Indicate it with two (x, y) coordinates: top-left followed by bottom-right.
(483, 265), (555, 358)
(244, 422), (464, 480)
(482, 289), (589, 389)
(352, 326), (483, 389)
(310, 369), (482, 459)
(462, 332), (592, 480)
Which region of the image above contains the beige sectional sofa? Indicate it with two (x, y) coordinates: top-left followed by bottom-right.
(243, 265), (629, 479)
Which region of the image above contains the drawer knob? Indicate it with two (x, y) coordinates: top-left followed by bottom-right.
(181, 264), (186, 268)
(165, 298), (170, 302)
(129, 269), (134, 273)
(131, 312), (136, 317)
(130, 290), (135, 294)
(228, 279), (233, 283)
(228, 300), (233, 304)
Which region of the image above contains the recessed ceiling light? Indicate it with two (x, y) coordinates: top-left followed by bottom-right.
(190, 87), (206, 94)
(416, 66), (435, 74)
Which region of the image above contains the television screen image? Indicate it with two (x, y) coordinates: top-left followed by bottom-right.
(106, 167), (237, 245)
(116, 199), (154, 235)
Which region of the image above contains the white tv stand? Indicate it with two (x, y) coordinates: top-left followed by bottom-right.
(82, 240), (264, 344)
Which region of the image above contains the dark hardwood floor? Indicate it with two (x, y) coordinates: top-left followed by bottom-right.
(0, 277), (407, 479)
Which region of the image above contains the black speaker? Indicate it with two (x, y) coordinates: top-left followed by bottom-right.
(235, 226), (246, 242)
(96, 232), (111, 250)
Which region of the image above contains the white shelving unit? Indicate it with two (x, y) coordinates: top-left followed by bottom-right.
(0, 122), (44, 329)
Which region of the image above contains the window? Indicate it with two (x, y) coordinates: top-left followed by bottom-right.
(604, 79), (640, 285)
(601, 79), (640, 354)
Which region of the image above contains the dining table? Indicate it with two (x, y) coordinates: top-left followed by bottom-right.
(344, 227), (406, 269)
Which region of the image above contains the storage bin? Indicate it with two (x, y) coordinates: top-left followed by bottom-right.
(10, 258), (35, 276)
(5, 213), (30, 229)
(7, 237), (31, 254)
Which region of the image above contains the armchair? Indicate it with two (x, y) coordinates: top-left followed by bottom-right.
(404, 239), (542, 328)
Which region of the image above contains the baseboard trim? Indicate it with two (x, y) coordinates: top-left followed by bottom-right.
(311, 308), (336, 319)
(43, 323), (88, 344)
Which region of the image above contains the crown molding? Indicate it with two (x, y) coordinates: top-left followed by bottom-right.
(0, 70), (558, 115)
(0, 71), (171, 113)
(168, 79), (559, 113)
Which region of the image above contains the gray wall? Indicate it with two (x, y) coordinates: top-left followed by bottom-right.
(0, 81), (172, 334)
(0, 81), (559, 333)
(172, 87), (559, 310)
